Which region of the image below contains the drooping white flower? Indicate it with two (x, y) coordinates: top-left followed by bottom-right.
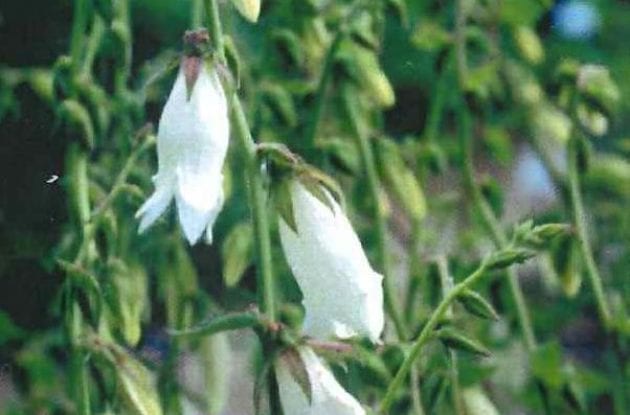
(278, 180), (384, 342)
(275, 347), (365, 415)
(136, 61), (229, 244)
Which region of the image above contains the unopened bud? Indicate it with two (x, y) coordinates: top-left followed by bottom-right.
(514, 26), (544, 64)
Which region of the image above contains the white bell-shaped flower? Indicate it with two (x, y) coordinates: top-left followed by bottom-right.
(275, 347), (365, 415)
(136, 62), (229, 244)
(278, 181), (384, 342)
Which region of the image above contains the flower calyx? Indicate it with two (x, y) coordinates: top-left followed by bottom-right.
(257, 143), (344, 233)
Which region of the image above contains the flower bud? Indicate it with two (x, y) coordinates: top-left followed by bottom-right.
(275, 347), (366, 415)
(577, 64), (620, 116)
(135, 60), (229, 245)
(513, 26), (544, 65)
(231, 0), (261, 23)
(462, 386), (500, 415)
(278, 181), (384, 342)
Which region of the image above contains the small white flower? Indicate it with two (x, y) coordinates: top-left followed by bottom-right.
(275, 347), (365, 415)
(136, 62), (229, 244)
(278, 181), (384, 342)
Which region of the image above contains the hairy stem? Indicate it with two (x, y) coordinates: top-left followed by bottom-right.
(380, 260), (490, 413)
(457, 102), (537, 351)
(567, 136), (611, 328)
(342, 89), (407, 340)
(206, 0), (276, 320)
(436, 256), (465, 415)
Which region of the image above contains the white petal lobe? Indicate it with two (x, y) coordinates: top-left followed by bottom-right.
(135, 63), (229, 244)
(275, 347), (366, 415)
(278, 181), (384, 342)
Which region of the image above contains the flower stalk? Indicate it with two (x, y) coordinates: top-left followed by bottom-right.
(380, 259), (490, 413)
(205, 0), (276, 320)
(567, 135), (611, 328)
(342, 89), (407, 340)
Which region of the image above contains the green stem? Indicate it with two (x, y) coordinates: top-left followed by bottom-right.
(66, 146), (92, 414)
(404, 218), (424, 325)
(89, 135), (156, 222)
(423, 56), (452, 143)
(191, 0), (204, 28)
(410, 366), (426, 415)
(567, 136), (611, 328)
(342, 89), (407, 340)
(168, 311), (262, 338)
(436, 256), (465, 415)
(380, 259), (490, 413)
(70, 0), (90, 75)
(457, 102), (537, 351)
(206, 0), (276, 320)
(303, 31), (344, 151)
(81, 16), (105, 77)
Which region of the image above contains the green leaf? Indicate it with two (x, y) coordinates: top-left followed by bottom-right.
(223, 35), (242, 88)
(58, 99), (95, 149)
(261, 83), (297, 127)
(531, 341), (564, 388)
(551, 236), (582, 298)
(202, 333), (232, 414)
(437, 327), (491, 357)
(500, 0), (545, 27)
(457, 289), (500, 321)
(375, 137), (427, 221)
(513, 26), (544, 65)
(337, 41), (395, 108)
(222, 222), (254, 287)
(386, 0), (408, 27)
(272, 29), (304, 68)
(411, 20), (452, 51)
(113, 351), (163, 415)
(111, 262), (148, 347)
(577, 65), (620, 118)
(0, 310), (25, 345)
(318, 137), (361, 175)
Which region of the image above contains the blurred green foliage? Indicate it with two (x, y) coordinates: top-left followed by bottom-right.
(1, 0), (629, 414)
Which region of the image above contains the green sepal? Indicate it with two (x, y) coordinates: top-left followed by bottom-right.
(272, 177), (298, 233)
(280, 348), (313, 404)
(437, 327), (491, 357)
(487, 247), (536, 270)
(299, 175), (336, 214)
(457, 289), (500, 321)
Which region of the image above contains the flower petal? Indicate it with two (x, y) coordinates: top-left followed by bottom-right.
(135, 178), (174, 234)
(175, 168), (224, 245)
(275, 347), (365, 415)
(278, 182), (384, 342)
